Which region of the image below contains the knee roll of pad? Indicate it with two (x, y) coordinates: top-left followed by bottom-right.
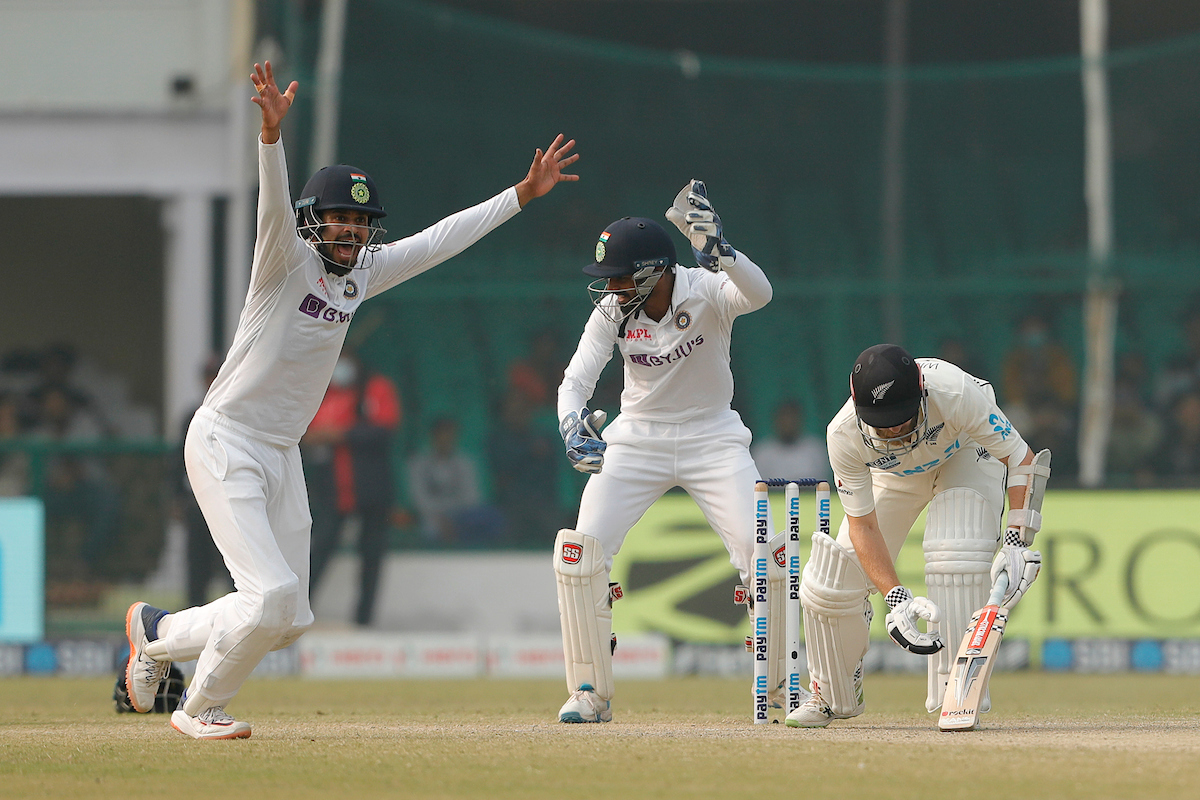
(923, 488), (997, 711)
(800, 533), (871, 716)
(554, 529), (615, 701)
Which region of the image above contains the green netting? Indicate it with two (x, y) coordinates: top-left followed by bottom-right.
(266, 1), (1200, 517)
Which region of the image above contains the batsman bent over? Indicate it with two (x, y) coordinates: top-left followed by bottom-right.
(789, 344), (1049, 728)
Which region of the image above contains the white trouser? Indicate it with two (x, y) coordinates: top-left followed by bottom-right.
(575, 410), (759, 581)
(832, 445), (1005, 709)
(164, 408), (315, 711)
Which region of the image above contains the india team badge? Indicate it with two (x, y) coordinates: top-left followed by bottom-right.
(350, 174), (370, 204)
(595, 231), (610, 262)
(673, 310), (692, 331)
(344, 279), (359, 299)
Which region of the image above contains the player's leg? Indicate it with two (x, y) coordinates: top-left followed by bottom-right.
(159, 423), (306, 738)
(677, 412), (791, 702)
(788, 476), (927, 726)
(557, 420), (673, 722)
(923, 451), (1006, 712)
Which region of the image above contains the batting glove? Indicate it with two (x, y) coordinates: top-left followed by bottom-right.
(665, 180), (735, 272)
(559, 407), (608, 474)
(990, 531), (1041, 610)
(884, 586), (945, 656)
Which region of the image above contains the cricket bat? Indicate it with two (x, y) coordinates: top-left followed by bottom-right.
(938, 573), (1010, 731)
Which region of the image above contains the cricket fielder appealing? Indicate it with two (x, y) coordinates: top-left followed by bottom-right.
(553, 182), (772, 723)
(787, 343), (1050, 727)
(123, 61), (578, 739)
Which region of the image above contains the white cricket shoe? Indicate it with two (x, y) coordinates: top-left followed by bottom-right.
(558, 683), (612, 723)
(785, 685), (862, 728)
(171, 703), (252, 740)
(125, 601), (170, 713)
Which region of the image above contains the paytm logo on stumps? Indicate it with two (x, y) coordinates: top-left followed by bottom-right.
(0, 498), (44, 643)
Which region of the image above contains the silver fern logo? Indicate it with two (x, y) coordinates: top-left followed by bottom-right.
(871, 380), (895, 402)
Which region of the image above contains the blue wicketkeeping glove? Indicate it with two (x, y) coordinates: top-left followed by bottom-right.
(559, 407), (608, 474)
(665, 179), (735, 272)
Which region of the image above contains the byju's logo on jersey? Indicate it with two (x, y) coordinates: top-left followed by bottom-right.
(561, 543), (583, 564)
(299, 294), (353, 324)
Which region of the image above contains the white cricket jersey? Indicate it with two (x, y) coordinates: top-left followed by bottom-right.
(558, 253), (771, 423)
(202, 136), (522, 446)
(827, 358), (1027, 517)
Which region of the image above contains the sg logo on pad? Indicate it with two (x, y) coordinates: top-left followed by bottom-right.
(561, 543), (583, 564)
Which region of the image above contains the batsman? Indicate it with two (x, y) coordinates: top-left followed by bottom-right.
(788, 343), (1050, 727)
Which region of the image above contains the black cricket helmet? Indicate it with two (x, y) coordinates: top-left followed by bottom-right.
(295, 165), (388, 274)
(850, 343), (929, 455)
(584, 217), (676, 325)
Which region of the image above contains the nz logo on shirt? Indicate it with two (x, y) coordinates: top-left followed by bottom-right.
(988, 413), (1013, 440)
(299, 294), (354, 324)
(920, 423), (945, 446)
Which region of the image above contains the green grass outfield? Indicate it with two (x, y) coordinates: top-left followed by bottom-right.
(2, 674), (1198, 799)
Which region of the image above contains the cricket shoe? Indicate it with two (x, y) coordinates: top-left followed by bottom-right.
(558, 683), (612, 723)
(171, 695), (252, 740)
(785, 685), (862, 728)
(125, 602), (171, 713)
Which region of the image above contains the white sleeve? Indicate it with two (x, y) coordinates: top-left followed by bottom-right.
(827, 422), (876, 517)
(365, 187), (522, 299)
(253, 136), (308, 289)
(950, 377), (1028, 461)
(557, 308), (619, 421)
(715, 250), (772, 318)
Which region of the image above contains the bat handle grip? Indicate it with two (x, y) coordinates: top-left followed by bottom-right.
(988, 572), (1010, 607)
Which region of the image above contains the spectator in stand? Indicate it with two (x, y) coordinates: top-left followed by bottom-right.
(751, 399), (830, 481)
(178, 355), (230, 607)
(1002, 314), (1078, 468)
(1107, 352), (1162, 485)
(302, 351), (402, 626)
(0, 392), (29, 496)
(1154, 305), (1200, 412)
(508, 329), (568, 411)
(1156, 388), (1200, 485)
(26, 343), (114, 438)
(488, 386), (562, 545)
(31, 383), (119, 579)
(407, 416), (497, 545)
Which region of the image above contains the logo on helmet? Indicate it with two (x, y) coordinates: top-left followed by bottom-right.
(595, 231), (610, 263)
(871, 380), (895, 403)
(350, 182), (370, 204)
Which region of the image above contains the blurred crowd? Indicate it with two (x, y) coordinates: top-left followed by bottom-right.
(4, 302), (1200, 613)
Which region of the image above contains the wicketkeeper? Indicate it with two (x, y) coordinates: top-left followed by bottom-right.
(789, 343), (1049, 727)
(553, 183), (772, 723)
(121, 61), (578, 739)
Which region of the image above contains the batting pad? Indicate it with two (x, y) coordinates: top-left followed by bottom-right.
(923, 487), (997, 712)
(800, 533), (870, 717)
(554, 529), (614, 701)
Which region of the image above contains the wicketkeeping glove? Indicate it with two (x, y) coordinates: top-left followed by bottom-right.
(559, 407), (608, 474)
(884, 586), (945, 655)
(990, 531), (1042, 609)
(665, 180), (735, 272)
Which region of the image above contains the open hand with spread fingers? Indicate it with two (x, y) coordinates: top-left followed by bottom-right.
(516, 134), (580, 207)
(250, 60), (298, 142)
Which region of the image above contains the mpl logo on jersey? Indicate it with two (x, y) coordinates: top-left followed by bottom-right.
(561, 543), (583, 564)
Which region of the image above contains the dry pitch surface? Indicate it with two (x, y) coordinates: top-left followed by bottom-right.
(2, 674), (1198, 799)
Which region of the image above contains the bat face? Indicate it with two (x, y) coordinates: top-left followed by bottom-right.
(939, 604), (1009, 731)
